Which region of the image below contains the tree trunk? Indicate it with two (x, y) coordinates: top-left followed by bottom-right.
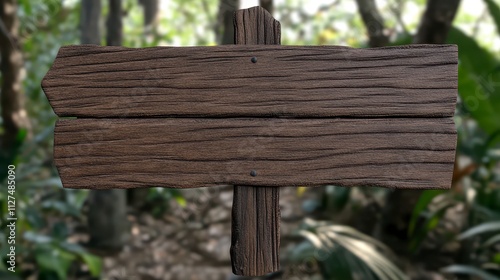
(140, 0), (158, 29)
(139, 0), (159, 40)
(84, 0), (129, 251)
(260, 0), (273, 15)
(216, 0), (239, 44)
(414, 0), (461, 44)
(81, 0), (101, 45)
(355, 0), (389, 47)
(106, 0), (122, 46)
(0, 0), (31, 175)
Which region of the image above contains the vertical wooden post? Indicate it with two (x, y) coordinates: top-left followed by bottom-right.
(230, 7), (281, 277)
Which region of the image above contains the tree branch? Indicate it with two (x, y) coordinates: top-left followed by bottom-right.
(355, 0), (389, 47)
(389, 0), (409, 36)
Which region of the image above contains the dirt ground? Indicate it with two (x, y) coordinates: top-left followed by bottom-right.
(96, 186), (316, 280)
(67, 185), (467, 280)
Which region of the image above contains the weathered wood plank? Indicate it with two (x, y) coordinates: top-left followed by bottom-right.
(42, 44), (457, 118)
(232, 185), (280, 276)
(231, 6), (280, 277)
(53, 117), (456, 189)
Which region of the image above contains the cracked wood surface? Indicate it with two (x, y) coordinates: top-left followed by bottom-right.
(54, 117), (456, 189)
(42, 44), (457, 118)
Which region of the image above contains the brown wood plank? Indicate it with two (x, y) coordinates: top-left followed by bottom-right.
(231, 185), (280, 276)
(42, 44), (457, 118)
(53, 117), (457, 190)
(231, 6), (280, 277)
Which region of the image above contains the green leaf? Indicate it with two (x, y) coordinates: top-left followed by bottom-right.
(24, 232), (53, 244)
(441, 265), (499, 280)
(334, 235), (408, 280)
(409, 203), (452, 253)
(80, 253), (102, 277)
(494, 253), (500, 264)
(297, 219), (407, 280)
(289, 241), (317, 262)
(25, 206), (46, 229)
(323, 185), (351, 212)
(51, 222), (69, 240)
(65, 189), (89, 212)
(408, 190), (445, 236)
(59, 242), (86, 254)
(35, 246), (75, 280)
(483, 234), (500, 248)
(58, 242), (102, 276)
(15, 128), (28, 143)
(448, 27), (497, 75)
(41, 200), (80, 217)
(484, 0), (500, 35)
(171, 189), (186, 207)
(0, 271), (22, 280)
(447, 27), (500, 140)
(458, 221), (500, 240)
(457, 64), (500, 136)
(26, 177), (63, 188)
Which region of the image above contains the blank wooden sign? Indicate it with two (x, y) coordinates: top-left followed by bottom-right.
(44, 44), (458, 190)
(42, 6), (457, 277)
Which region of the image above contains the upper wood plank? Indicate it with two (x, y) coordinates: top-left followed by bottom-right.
(42, 44), (457, 118)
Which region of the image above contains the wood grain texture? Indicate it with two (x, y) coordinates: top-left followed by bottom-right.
(42, 44), (457, 118)
(53, 117), (456, 189)
(231, 185), (280, 276)
(231, 6), (280, 277)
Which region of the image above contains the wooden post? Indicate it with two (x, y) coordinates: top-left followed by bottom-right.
(230, 7), (281, 276)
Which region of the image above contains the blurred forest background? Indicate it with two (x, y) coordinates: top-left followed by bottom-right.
(1, 0), (500, 279)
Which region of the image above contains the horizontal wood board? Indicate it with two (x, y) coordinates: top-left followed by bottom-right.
(42, 44), (457, 118)
(54, 118), (456, 189)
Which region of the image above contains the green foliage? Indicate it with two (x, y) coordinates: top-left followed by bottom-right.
(145, 188), (187, 218)
(484, 0), (500, 34)
(441, 265), (499, 280)
(27, 233), (102, 280)
(408, 190), (458, 253)
(302, 185), (351, 214)
(459, 221), (500, 240)
(407, 16), (500, 272)
(291, 219), (408, 280)
(0, 1), (100, 279)
(408, 190), (446, 236)
(448, 27), (500, 143)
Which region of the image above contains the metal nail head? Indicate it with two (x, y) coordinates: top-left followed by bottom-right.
(250, 170), (257, 177)
(251, 57), (257, 63)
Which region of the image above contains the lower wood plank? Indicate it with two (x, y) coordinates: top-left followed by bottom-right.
(54, 118), (456, 190)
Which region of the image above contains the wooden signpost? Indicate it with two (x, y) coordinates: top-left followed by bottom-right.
(42, 7), (457, 277)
